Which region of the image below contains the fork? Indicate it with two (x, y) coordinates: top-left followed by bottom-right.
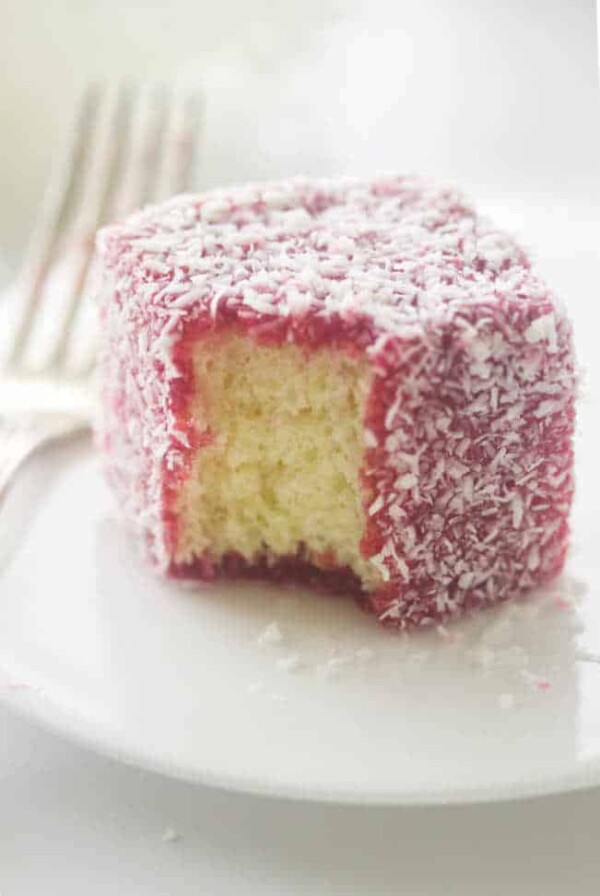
(0, 82), (202, 504)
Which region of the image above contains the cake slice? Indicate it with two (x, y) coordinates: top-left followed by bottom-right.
(96, 176), (576, 628)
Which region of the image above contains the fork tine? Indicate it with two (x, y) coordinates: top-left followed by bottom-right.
(65, 84), (166, 379)
(108, 83), (166, 220)
(7, 81), (203, 380)
(136, 85), (170, 209)
(64, 85), (156, 379)
(48, 82), (130, 370)
(179, 90), (203, 193)
(7, 85), (99, 370)
(152, 86), (203, 202)
(68, 85), (202, 377)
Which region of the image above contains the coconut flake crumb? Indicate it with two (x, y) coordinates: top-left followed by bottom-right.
(521, 670), (551, 690)
(318, 656), (353, 678)
(468, 646), (496, 670)
(270, 693), (287, 704)
(498, 693), (516, 710)
(161, 826), (181, 843)
(524, 313), (557, 351)
(257, 621), (283, 647)
(276, 654), (302, 673)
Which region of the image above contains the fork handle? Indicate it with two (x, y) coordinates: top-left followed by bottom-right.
(0, 418), (89, 504)
(0, 429), (49, 504)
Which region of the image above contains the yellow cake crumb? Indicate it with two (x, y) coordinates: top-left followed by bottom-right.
(175, 332), (377, 587)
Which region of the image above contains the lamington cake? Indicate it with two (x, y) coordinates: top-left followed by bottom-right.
(96, 176), (576, 629)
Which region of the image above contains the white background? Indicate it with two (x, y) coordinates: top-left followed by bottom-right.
(1, 0), (599, 892)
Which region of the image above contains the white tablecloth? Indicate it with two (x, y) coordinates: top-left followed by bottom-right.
(1, 705), (599, 894)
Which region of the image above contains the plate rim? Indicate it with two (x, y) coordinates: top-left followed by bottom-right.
(2, 679), (600, 806)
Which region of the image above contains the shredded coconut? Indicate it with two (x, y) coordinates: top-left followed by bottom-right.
(161, 826), (180, 843)
(276, 654), (302, 673)
(96, 175), (576, 629)
(257, 621), (284, 647)
(498, 693), (516, 710)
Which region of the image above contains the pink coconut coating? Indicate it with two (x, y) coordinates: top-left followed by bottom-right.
(96, 175), (576, 628)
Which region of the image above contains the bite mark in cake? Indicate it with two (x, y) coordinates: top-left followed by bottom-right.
(96, 175), (576, 628)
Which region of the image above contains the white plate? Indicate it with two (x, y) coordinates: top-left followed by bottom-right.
(0, 200), (598, 806)
(0, 0), (599, 809)
(0, 414), (598, 806)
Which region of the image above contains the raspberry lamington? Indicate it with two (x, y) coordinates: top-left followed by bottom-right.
(96, 176), (576, 628)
